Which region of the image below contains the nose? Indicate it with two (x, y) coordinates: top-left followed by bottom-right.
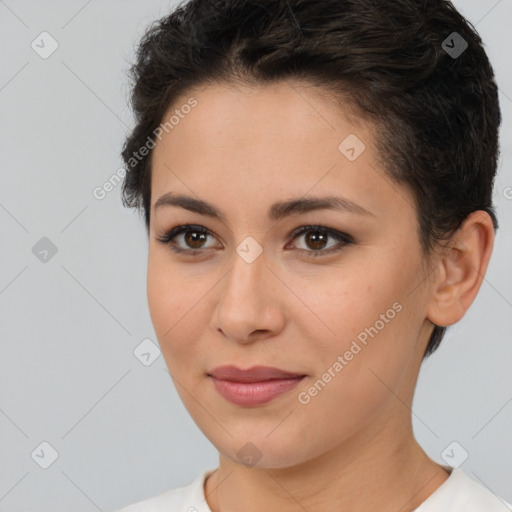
(211, 248), (286, 344)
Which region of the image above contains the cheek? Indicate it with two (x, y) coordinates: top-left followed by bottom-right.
(146, 250), (214, 370)
(297, 267), (388, 338)
(147, 260), (176, 336)
(298, 256), (419, 373)
(147, 251), (191, 351)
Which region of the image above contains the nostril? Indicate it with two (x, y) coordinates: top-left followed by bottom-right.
(249, 329), (268, 337)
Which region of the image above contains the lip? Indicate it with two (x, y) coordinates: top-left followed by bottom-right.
(208, 365), (306, 406)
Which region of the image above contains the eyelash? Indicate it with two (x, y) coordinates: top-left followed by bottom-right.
(155, 224), (354, 258)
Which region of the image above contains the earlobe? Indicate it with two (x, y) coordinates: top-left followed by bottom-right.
(426, 210), (495, 328)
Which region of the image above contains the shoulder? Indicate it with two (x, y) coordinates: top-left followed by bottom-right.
(114, 468), (216, 512)
(415, 467), (512, 512)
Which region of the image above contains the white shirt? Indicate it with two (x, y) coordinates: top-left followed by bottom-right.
(115, 465), (512, 512)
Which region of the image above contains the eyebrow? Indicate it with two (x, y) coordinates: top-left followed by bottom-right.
(154, 192), (375, 222)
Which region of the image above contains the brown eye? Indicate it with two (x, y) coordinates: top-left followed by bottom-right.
(156, 225), (218, 253)
(183, 230), (208, 249)
(289, 225), (353, 258)
(303, 230), (329, 250)
(156, 223), (353, 258)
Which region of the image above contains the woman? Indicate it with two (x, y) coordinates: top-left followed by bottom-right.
(115, 0), (511, 510)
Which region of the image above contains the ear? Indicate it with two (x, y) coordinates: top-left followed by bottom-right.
(426, 210), (495, 327)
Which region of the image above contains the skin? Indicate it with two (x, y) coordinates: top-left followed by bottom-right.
(147, 80), (495, 512)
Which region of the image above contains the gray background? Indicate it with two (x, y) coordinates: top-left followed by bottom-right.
(0, 1), (511, 510)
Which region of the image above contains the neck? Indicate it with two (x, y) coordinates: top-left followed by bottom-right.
(204, 411), (449, 512)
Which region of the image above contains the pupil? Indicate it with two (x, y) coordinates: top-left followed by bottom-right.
(306, 231), (327, 250)
(185, 231), (206, 248)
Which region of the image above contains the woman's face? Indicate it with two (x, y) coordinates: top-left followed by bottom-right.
(147, 80), (437, 468)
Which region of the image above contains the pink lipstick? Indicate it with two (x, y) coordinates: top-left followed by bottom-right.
(208, 365), (306, 406)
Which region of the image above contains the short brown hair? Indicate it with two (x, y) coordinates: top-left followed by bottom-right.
(120, 0), (501, 358)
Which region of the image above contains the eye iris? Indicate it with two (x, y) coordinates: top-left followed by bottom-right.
(185, 231), (207, 249)
(305, 231), (327, 250)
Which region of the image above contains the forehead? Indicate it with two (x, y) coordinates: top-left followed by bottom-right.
(158, 79), (366, 151)
(149, 80), (415, 225)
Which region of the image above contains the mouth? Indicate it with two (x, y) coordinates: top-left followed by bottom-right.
(207, 365), (307, 406)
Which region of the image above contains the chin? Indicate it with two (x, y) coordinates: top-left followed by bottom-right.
(213, 432), (319, 470)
